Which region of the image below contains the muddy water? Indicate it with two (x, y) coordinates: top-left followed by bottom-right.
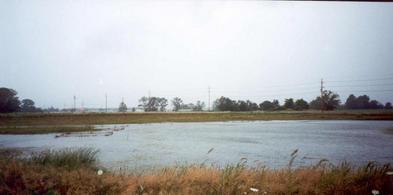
(1, 120), (393, 170)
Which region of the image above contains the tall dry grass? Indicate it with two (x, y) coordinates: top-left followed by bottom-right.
(124, 162), (393, 195)
(0, 148), (392, 194)
(0, 148), (126, 194)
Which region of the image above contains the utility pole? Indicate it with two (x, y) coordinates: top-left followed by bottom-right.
(148, 90), (151, 99)
(320, 79), (324, 112)
(73, 95), (76, 113)
(105, 93), (108, 113)
(208, 86), (211, 112)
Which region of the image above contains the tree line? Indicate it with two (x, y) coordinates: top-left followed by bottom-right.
(213, 90), (392, 111)
(134, 96), (205, 112)
(1, 87), (392, 113)
(0, 87), (42, 113)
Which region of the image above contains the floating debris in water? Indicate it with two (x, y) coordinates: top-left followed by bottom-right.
(113, 126), (126, 131)
(55, 130), (114, 138)
(97, 169), (103, 176)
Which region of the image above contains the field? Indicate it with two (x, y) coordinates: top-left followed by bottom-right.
(0, 111), (392, 134)
(1, 111), (393, 127)
(0, 148), (392, 195)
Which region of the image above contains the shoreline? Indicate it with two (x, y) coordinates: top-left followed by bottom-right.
(0, 148), (392, 194)
(1, 111), (393, 134)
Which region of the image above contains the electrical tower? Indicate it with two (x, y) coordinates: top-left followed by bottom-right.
(320, 79), (324, 112)
(105, 93), (108, 112)
(208, 86), (211, 112)
(73, 95), (76, 113)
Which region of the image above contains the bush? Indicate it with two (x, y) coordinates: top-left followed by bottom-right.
(28, 148), (99, 170)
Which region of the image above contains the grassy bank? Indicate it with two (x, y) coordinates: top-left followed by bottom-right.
(0, 125), (98, 134)
(0, 148), (392, 194)
(0, 148), (125, 194)
(1, 110), (393, 127)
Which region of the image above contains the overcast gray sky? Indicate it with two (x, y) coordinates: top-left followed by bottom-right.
(1, 1), (393, 109)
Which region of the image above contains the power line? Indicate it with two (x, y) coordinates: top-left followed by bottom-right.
(326, 83), (393, 88)
(326, 77), (393, 83)
(335, 89), (393, 93)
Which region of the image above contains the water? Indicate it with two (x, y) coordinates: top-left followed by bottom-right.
(1, 120), (393, 170)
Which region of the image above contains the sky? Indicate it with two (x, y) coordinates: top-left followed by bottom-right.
(1, 0), (393, 109)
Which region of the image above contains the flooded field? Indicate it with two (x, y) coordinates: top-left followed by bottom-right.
(1, 120), (393, 170)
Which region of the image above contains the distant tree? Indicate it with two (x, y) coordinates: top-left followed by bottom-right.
(147, 97), (159, 111)
(21, 99), (37, 112)
(259, 101), (274, 111)
(0, 87), (21, 113)
(321, 90), (340, 110)
(368, 100), (384, 109)
(118, 101), (127, 112)
(213, 96), (238, 111)
(309, 97), (322, 110)
(157, 98), (168, 111)
(247, 100), (259, 111)
(139, 96), (157, 112)
(345, 94), (358, 109)
(294, 99), (309, 110)
(345, 94), (384, 110)
(138, 97), (148, 111)
(309, 90), (340, 111)
(260, 99), (281, 111)
(283, 98), (295, 110)
(238, 100), (248, 111)
(193, 101), (205, 111)
(272, 99), (282, 110)
(171, 97), (183, 111)
(139, 96), (167, 112)
(356, 95), (370, 109)
(385, 102), (393, 109)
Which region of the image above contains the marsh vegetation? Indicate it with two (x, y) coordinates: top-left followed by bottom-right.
(0, 148), (392, 194)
